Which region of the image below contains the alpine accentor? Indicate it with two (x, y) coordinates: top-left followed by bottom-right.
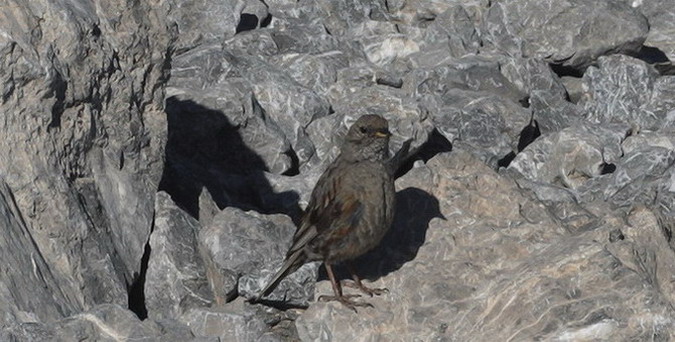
(257, 114), (395, 310)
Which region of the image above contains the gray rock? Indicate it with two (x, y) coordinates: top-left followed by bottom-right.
(360, 33), (421, 69)
(268, 19), (339, 55)
(296, 150), (675, 341)
(166, 0), (245, 51)
(416, 5), (481, 58)
(622, 130), (675, 154)
(0, 0), (171, 318)
(167, 44), (292, 175)
(224, 30), (280, 57)
(312, 0), (390, 38)
(303, 113), (345, 168)
(505, 172), (601, 234)
(508, 127), (675, 231)
(167, 43), (230, 92)
(198, 187), (221, 229)
(481, 0), (648, 69)
(164, 42), (314, 220)
(333, 19), (419, 73)
(224, 52), (330, 167)
(265, 0), (317, 20)
(579, 146), (675, 208)
(404, 55), (527, 104)
(325, 64), (402, 105)
(530, 89), (585, 133)
(648, 76), (675, 125)
(428, 88), (531, 165)
(53, 305), (198, 342)
(607, 206), (675, 320)
(631, 0), (675, 61)
(646, 14), (675, 63)
(256, 312), (303, 342)
(0, 179), (76, 325)
(257, 171), (319, 213)
(199, 207), (318, 306)
(508, 124), (628, 189)
(388, 0), (490, 27)
(145, 192), (213, 320)
(579, 55), (675, 131)
(269, 51), (350, 98)
(179, 300), (267, 342)
(1, 321), (56, 342)
(3, 304), (198, 342)
(499, 57), (567, 99)
(560, 76), (585, 103)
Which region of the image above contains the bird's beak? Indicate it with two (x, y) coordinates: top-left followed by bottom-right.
(374, 130), (390, 138)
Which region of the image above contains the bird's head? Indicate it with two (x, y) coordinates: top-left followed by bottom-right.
(342, 114), (391, 162)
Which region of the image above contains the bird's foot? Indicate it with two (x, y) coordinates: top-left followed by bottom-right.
(344, 281), (389, 297)
(318, 294), (372, 312)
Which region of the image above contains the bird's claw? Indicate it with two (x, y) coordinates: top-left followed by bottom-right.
(318, 294), (373, 312)
(343, 281), (389, 297)
(318, 293), (361, 301)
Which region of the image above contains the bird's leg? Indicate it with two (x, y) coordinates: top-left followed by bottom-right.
(318, 264), (372, 312)
(343, 262), (389, 297)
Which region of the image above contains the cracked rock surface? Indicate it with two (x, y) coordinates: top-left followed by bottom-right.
(2, 0), (675, 341)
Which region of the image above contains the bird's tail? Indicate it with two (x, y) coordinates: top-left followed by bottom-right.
(255, 249), (306, 301)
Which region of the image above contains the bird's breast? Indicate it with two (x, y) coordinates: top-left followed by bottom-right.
(322, 161), (395, 263)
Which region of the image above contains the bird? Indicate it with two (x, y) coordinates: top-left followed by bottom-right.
(256, 114), (396, 311)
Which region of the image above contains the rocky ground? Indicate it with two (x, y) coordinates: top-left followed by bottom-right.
(1, 0), (675, 341)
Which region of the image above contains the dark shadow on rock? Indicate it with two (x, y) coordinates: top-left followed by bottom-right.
(236, 13), (259, 33)
(517, 118), (541, 152)
(631, 46), (675, 75)
(260, 14), (273, 28)
(318, 187), (444, 282)
(127, 234), (151, 319)
(133, 97), (301, 319)
(158, 96), (301, 222)
(498, 115), (541, 168)
(550, 63), (584, 78)
(634, 45), (670, 65)
(497, 151), (517, 169)
(395, 129), (452, 179)
(600, 162), (616, 175)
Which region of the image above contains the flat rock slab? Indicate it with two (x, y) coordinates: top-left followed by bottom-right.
(179, 302), (267, 342)
(199, 207), (319, 306)
(145, 192), (213, 321)
(481, 0), (648, 69)
(3, 304), (201, 342)
(579, 55), (675, 131)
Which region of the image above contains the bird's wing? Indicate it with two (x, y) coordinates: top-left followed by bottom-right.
(256, 160), (365, 299)
(287, 161), (364, 257)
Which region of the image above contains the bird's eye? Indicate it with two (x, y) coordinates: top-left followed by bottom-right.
(359, 127), (368, 134)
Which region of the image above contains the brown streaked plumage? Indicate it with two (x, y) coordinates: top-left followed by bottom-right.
(256, 114), (396, 310)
